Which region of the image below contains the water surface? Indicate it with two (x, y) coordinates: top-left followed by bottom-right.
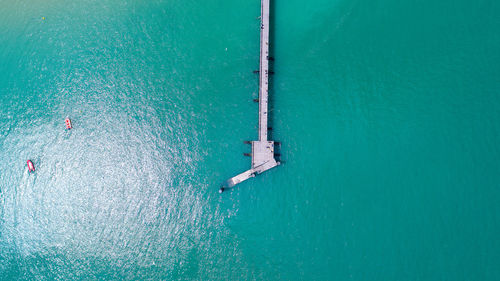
(1, 0), (499, 279)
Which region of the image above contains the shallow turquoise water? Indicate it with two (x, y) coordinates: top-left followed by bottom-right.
(1, 0), (500, 279)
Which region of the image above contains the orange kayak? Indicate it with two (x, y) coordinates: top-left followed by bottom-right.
(65, 118), (72, 130)
(27, 160), (35, 172)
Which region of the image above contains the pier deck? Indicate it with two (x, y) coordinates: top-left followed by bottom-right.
(224, 0), (279, 189)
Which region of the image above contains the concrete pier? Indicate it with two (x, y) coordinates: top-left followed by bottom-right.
(224, 0), (280, 189)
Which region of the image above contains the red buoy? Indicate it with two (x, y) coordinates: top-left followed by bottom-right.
(27, 160), (35, 172)
(65, 118), (72, 130)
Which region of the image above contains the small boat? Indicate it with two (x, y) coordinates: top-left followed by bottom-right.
(65, 118), (72, 130)
(27, 160), (35, 172)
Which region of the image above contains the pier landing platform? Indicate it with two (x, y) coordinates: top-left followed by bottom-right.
(225, 141), (279, 188)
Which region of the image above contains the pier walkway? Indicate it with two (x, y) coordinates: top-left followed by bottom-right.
(224, 0), (280, 189)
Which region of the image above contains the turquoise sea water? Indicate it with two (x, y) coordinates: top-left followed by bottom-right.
(1, 0), (500, 279)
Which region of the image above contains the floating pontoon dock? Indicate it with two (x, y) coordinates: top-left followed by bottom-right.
(223, 0), (280, 190)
